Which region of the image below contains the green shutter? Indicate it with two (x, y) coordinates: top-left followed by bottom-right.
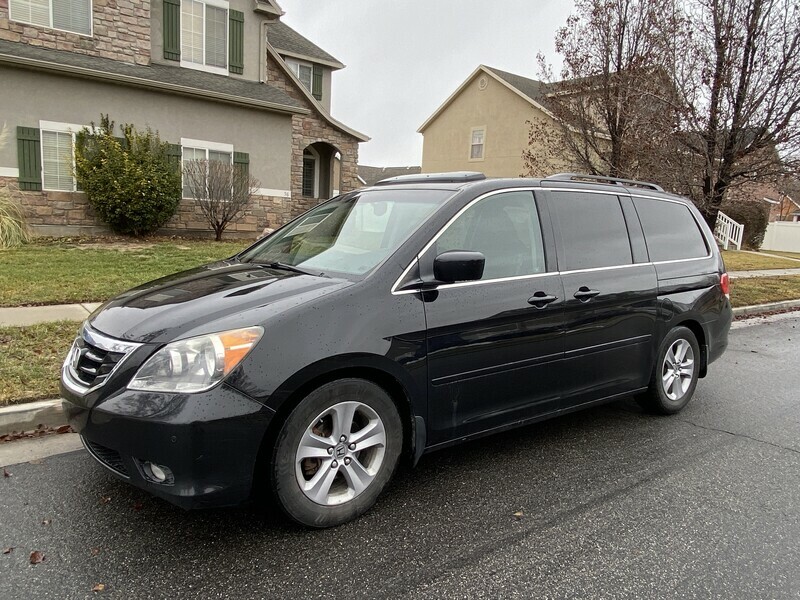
(166, 143), (183, 170)
(233, 151), (249, 176)
(163, 0), (181, 61)
(229, 10), (244, 75)
(312, 64), (323, 101)
(16, 127), (42, 191)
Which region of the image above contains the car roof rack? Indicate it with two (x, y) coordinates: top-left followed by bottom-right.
(373, 171), (486, 186)
(544, 173), (664, 192)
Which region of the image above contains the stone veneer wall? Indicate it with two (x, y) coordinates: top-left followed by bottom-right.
(0, 0), (151, 66)
(266, 52), (361, 218)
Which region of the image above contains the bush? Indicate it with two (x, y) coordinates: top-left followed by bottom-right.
(0, 184), (31, 249)
(718, 197), (770, 250)
(75, 115), (181, 236)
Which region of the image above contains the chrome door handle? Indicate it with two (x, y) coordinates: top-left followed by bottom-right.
(528, 292), (558, 308)
(573, 287), (600, 301)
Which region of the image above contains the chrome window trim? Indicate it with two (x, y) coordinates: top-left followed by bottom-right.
(63, 324), (143, 395)
(390, 186), (717, 296)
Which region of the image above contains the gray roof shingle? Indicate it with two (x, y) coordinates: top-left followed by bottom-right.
(0, 40), (305, 112)
(483, 66), (548, 103)
(267, 21), (343, 68)
(358, 165), (422, 186)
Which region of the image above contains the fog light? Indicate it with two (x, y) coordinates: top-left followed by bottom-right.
(145, 462), (169, 483)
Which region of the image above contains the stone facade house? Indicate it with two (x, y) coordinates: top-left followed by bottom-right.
(0, 0), (367, 236)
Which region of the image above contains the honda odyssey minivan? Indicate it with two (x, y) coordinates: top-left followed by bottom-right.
(61, 172), (732, 527)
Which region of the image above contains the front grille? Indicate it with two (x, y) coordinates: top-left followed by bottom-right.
(73, 337), (125, 387)
(83, 438), (129, 477)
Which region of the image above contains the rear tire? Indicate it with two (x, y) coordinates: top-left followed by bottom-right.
(270, 378), (402, 528)
(637, 326), (700, 415)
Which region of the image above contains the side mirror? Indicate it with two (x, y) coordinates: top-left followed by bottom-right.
(433, 250), (485, 283)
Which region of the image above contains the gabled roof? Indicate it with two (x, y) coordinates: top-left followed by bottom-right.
(0, 40), (306, 114)
(267, 21), (345, 70)
(254, 0), (284, 17)
(358, 165), (422, 186)
(418, 65), (558, 133)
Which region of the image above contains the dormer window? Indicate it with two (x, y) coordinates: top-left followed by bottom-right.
(285, 58), (323, 101)
(181, 0), (228, 74)
(9, 0), (93, 36)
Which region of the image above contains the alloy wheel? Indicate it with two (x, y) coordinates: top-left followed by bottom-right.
(661, 339), (695, 401)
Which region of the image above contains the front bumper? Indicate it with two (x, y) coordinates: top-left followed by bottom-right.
(62, 384), (275, 509)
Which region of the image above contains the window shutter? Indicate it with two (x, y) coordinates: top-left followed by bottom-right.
(16, 127), (42, 191)
(229, 10), (245, 74)
(312, 64), (323, 101)
(163, 0), (181, 61)
(166, 143), (183, 170)
(233, 151), (249, 176)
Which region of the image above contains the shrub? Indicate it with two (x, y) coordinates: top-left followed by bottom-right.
(75, 115), (181, 236)
(718, 197), (770, 250)
(0, 184), (31, 249)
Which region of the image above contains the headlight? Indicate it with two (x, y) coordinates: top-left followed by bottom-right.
(128, 327), (263, 393)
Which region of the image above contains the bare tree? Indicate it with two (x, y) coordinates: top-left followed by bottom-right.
(183, 159), (260, 241)
(524, 0), (679, 179)
(665, 0), (800, 224)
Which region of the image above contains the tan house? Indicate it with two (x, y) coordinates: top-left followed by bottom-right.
(419, 65), (568, 178)
(0, 0), (367, 236)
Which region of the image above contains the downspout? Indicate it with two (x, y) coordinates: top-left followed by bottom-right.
(259, 20), (268, 83)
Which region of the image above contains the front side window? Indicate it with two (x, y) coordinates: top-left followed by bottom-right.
(469, 127), (485, 160)
(181, 141), (233, 198)
(240, 190), (450, 276)
(633, 197), (709, 261)
(434, 191), (546, 280)
(181, 0), (228, 72)
(10, 0), (92, 36)
(550, 192), (633, 271)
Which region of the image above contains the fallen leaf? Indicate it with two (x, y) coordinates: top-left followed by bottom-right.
(55, 425), (72, 434)
(28, 459), (43, 465)
(99, 496), (112, 505)
(29, 550), (45, 564)
(91, 583), (106, 593)
(41, 519), (51, 526)
(513, 511), (524, 519)
(133, 502), (144, 512)
(3, 547), (13, 554)
(2, 467), (10, 478)
(90, 547), (101, 556)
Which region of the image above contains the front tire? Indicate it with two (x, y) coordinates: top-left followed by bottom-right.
(637, 326), (700, 415)
(271, 378), (403, 528)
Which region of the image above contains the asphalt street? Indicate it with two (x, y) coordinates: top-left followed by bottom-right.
(1, 314), (799, 599)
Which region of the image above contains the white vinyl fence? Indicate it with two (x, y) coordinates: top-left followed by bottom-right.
(761, 221), (800, 253)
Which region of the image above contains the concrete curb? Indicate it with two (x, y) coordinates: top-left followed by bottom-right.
(732, 299), (800, 318)
(1, 299), (799, 437)
(0, 399), (65, 436)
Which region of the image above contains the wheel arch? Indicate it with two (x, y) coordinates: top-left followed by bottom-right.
(669, 318), (708, 378)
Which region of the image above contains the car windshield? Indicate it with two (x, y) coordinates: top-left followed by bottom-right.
(239, 189), (451, 276)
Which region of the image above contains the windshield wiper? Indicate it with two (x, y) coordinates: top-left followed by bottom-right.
(255, 261), (316, 276)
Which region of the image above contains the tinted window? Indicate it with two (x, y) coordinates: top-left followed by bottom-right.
(435, 191), (546, 279)
(633, 198), (709, 261)
(550, 192), (632, 270)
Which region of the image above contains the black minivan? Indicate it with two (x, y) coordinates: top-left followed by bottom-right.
(61, 172), (732, 527)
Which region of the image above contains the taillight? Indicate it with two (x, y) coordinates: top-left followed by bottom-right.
(720, 272), (730, 298)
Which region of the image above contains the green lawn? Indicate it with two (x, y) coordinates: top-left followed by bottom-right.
(721, 250), (800, 271)
(0, 321), (80, 406)
(730, 275), (800, 308)
(0, 239), (247, 307)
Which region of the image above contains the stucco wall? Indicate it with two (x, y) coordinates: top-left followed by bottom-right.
(0, 0), (151, 65)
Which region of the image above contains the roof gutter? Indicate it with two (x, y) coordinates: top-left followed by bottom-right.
(0, 53), (309, 116)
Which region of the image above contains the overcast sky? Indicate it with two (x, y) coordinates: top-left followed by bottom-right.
(278, 0), (575, 167)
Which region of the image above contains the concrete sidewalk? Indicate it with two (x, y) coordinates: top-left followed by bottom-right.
(0, 303), (101, 326)
(728, 267), (800, 279)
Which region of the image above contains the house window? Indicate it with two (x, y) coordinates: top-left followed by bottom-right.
(9, 0), (92, 36)
(302, 148), (319, 198)
(181, 0), (228, 74)
(39, 121), (84, 192)
(285, 58), (323, 100)
(470, 127), (485, 160)
(181, 139), (234, 198)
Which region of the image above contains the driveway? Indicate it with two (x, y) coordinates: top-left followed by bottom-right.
(1, 314), (799, 599)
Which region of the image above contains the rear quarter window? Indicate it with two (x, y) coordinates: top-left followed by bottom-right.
(633, 198), (709, 262)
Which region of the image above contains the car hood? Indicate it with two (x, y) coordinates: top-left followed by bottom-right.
(88, 261), (354, 344)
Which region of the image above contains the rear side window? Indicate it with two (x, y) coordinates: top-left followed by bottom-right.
(633, 198), (709, 261)
(550, 192), (632, 270)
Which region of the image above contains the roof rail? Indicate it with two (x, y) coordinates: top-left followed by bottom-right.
(374, 171), (486, 186)
(544, 173), (664, 192)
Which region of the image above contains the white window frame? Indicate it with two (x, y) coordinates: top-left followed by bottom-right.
(9, 0), (94, 37)
(39, 120), (87, 192)
(180, 138), (234, 199)
(285, 58), (315, 93)
(469, 126), (486, 162)
(180, 0), (229, 76)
